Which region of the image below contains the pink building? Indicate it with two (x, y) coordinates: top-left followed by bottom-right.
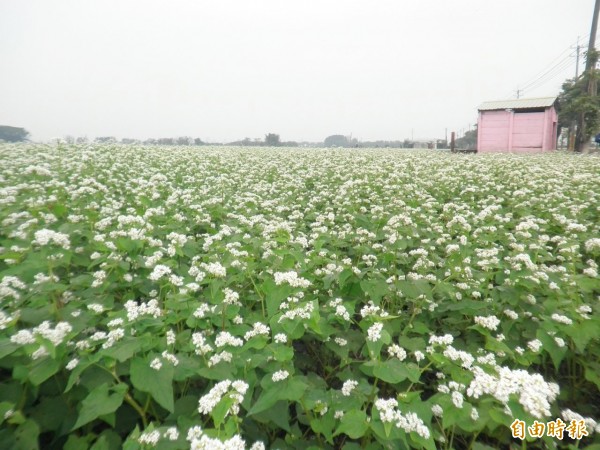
(477, 97), (558, 153)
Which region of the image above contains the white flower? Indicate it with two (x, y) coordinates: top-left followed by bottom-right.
(198, 379), (248, 416)
(203, 262), (226, 278)
(527, 339), (542, 352)
(367, 322), (383, 342)
(87, 303), (103, 313)
(163, 427), (179, 441)
(208, 351), (232, 367)
(192, 333), (213, 355)
(186, 425), (203, 442)
(193, 304), (210, 319)
(429, 334), (454, 346)
(138, 430), (161, 446)
(215, 331), (244, 348)
(66, 358), (79, 370)
(341, 379), (358, 396)
(161, 351), (179, 366)
(32, 229), (70, 249)
(334, 337), (347, 346)
(551, 313), (573, 325)
(374, 398), (430, 438)
(474, 315), (500, 331)
(166, 329), (176, 345)
(223, 288), (241, 305)
(431, 404), (443, 417)
(274, 271), (311, 288)
(244, 322), (270, 340)
(107, 318), (124, 328)
(272, 370), (289, 382)
(150, 357), (162, 371)
(467, 365), (559, 418)
(451, 391), (464, 408)
(274, 333), (287, 344)
(149, 264), (172, 281)
(388, 344), (407, 360)
(584, 238), (600, 252)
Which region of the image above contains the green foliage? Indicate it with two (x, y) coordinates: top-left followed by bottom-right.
(455, 128), (477, 150)
(264, 133), (281, 146)
(0, 144), (599, 449)
(0, 125), (29, 142)
(324, 135), (351, 147)
(558, 49), (600, 145)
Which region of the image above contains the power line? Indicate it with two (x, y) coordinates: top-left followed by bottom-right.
(503, 35), (589, 99)
(520, 57), (576, 92)
(518, 34), (590, 86)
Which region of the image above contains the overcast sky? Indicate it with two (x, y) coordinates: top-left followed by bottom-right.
(0, 1), (595, 143)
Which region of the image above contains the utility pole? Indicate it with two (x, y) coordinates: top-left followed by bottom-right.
(575, 0), (600, 152)
(568, 37), (581, 151)
(515, 89), (521, 99)
(575, 36), (581, 79)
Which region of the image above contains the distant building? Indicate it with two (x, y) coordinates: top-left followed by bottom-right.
(412, 140), (437, 149)
(477, 97), (558, 153)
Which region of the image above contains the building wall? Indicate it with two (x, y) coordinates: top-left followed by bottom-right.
(477, 106), (557, 152)
(477, 110), (510, 152)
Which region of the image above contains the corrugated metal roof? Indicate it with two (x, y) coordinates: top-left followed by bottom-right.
(478, 96), (557, 111)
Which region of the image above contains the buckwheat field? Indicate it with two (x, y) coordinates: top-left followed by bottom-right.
(0, 144), (599, 450)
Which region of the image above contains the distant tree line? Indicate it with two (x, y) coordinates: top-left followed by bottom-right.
(0, 126), (30, 142)
(454, 129), (477, 150)
(61, 136), (208, 145)
(322, 134), (448, 149)
(227, 134), (298, 147)
(39, 131), (451, 149)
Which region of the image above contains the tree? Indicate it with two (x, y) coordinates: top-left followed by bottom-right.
(558, 51), (600, 151)
(265, 133), (281, 146)
(324, 135), (349, 147)
(0, 125), (30, 142)
(94, 136), (117, 143)
(455, 128), (477, 150)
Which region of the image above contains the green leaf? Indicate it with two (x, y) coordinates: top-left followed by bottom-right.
(310, 412), (335, 444)
(28, 357), (60, 386)
(73, 383), (126, 430)
(571, 320), (600, 352)
(253, 400), (291, 432)
(0, 401), (15, 426)
(64, 435), (90, 450)
(248, 377), (307, 416)
(211, 395), (236, 428)
(262, 278), (291, 318)
(90, 430), (122, 450)
(373, 359), (409, 384)
(14, 419), (40, 450)
(101, 337), (143, 362)
(472, 442), (497, 450)
(0, 339), (19, 359)
(585, 363), (600, 390)
(360, 279), (389, 302)
(130, 357), (175, 413)
(335, 409), (368, 439)
(272, 345), (294, 362)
